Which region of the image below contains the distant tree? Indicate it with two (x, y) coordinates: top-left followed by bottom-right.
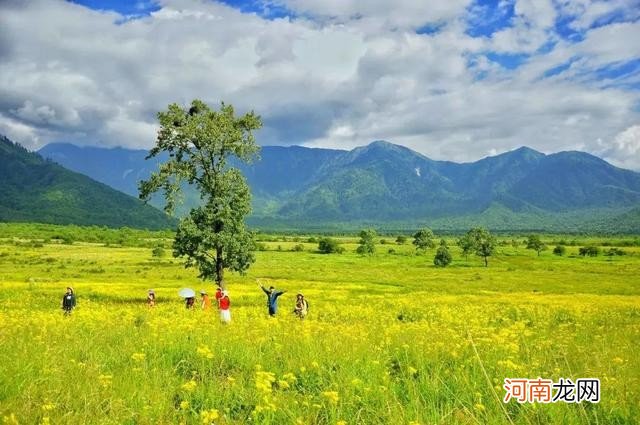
(139, 100), (262, 288)
(395, 235), (407, 245)
(526, 234), (547, 256)
(552, 245), (566, 256)
(412, 228), (436, 252)
(291, 244), (305, 252)
(462, 227), (496, 267)
(356, 229), (377, 255)
(457, 233), (474, 259)
(152, 245), (165, 258)
(318, 237), (344, 254)
(433, 239), (452, 267)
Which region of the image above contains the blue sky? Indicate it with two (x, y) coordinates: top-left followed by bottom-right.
(1, 0), (639, 169)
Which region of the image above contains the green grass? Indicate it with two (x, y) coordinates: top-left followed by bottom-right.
(0, 225), (639, 424)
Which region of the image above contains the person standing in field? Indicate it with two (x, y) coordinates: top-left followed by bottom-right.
(258, 281), (286, 317)
(219, 290), (231, 323)
(200, 290), (211, 311)
(294, 293), (309, 319)
(147, 289), (156, 307)
(61, 287), (76, 315)
(214, 286), (223, 306)
(185, 296), (195, 309)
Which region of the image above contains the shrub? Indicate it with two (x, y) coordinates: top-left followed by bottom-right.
(152, 246), (165, 258)
(604, 248), (626, 256)
(433, 240), (452, 267)
(291, 244), (305, 252)
(395, 235), (407, 245)
(579, 246), (600, 257)
(318, 237), (344, 254)
(553, 245), (566, 256)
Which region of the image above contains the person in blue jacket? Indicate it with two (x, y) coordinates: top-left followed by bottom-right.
(258, 281), (286, 317)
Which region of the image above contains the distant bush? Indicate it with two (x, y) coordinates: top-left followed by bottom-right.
(151, 246), (165, 258)
(604, 247), (626, 256)
(553, 245), (566, 256)
(395, 235), (407, 245)
(387, 248), (396, 254)
(433, 240), (452, 267)
(579, 246), (600, 257)
(291, 244), (305, 252)
(318, 237), (344, 254)
(307, 237), (317, 243)
(255, 242), (268, 251)
(380, 239), (387, 245)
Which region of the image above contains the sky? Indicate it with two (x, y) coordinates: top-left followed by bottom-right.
(1, 0), (639, 169)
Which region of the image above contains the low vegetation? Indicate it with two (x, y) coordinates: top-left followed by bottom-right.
(0, 224), (638, 423)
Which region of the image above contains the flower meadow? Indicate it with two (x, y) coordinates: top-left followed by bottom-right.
(0, 231), (639, 424)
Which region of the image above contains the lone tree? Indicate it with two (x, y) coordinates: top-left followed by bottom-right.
(356, 229), (377, 255)
(526, 234), (547, 256)
(433, 239), (452, 267)
(460, 227), (496, 267)
(413, 228), (436, 252)
(139, 100), (262, 288)
(457, 233), (474, 259)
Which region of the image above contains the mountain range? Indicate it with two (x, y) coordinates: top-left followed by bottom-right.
(38, 139), (640, 232)
(0, 135), (173, 229)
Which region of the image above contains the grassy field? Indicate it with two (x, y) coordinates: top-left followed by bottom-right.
(0, 228), (639, 424)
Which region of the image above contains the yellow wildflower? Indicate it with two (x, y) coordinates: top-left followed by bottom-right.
(322, 391), (339, 405)
(181, 380), (197, 392)
(199, 409), (219, 424)
(131, 352), (146, 362)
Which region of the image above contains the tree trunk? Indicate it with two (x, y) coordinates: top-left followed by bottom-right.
(484, 256), (488, 267)
(216, 247), (225, 289)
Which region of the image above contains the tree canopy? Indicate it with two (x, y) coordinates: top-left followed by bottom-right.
(526, 234), (547, 256)
(139, 100), (262, 287)
(458, 227), (496, 267)
(412, 228), (436, 252)
(356, 229), (377, 255)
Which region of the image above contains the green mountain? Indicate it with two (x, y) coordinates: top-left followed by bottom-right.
(0, 135), (174, 229)
(38, 140), (640, 232)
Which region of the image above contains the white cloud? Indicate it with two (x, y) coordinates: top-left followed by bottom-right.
(598, 125), (640, 170)
(0, 0), (638, 170)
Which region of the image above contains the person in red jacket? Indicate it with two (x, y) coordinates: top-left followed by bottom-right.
(219, 290), (231, 323)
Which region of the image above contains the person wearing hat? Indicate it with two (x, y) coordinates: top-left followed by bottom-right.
(200, 290), (212, 311)
(147, 289), (156, 307)
(294, 293), (309, 319)
(61, 287), (76, 315)
(219, 290), (231, 323)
